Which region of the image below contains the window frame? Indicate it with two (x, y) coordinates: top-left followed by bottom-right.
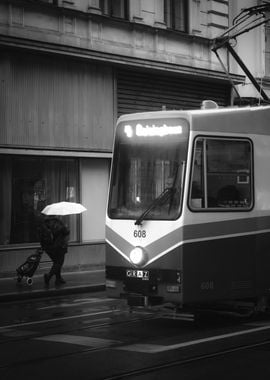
(100, 0), (129, 20)
(0, 154), (80, 246)
(188, 135), (254, 212)
(164, 0), (189, 33)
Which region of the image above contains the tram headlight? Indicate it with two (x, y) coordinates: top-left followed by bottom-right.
(130, 246), (147, 266)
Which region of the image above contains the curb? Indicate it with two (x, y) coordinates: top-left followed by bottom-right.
(0, 283), (106, 303)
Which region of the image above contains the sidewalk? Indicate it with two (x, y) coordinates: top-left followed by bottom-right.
(0, 269), (106, 302)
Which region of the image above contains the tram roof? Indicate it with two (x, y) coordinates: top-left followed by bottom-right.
(117, 105), (270, 136)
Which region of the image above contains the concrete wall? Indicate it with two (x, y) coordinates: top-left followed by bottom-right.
(0, 0), (230, 77)
(0, 51), (114, 151)
(0, 244), (105, 278)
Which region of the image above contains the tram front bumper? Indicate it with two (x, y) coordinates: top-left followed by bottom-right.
(126, 293), (164, 307)
(106, 266), (182, 305)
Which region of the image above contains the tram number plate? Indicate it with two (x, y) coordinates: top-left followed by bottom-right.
(126, 269), (149, 280)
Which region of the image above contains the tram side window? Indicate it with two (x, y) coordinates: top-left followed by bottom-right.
(189, 137), (252, 210)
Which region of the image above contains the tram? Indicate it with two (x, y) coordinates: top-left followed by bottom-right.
(105, 103), (270, 314)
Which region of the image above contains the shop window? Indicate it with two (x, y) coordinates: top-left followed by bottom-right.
(189, 138), (253, 210)
(0, 156), (79, 245)
(164, 0), (188, 32)
(100, 0), (128, 19)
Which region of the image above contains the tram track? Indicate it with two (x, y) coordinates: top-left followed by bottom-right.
(0, 313), (158, 370)
(1, 313), (270, 377)
(0, 336), (267, 373)
(2, 300), (270, 376)
(0, 311), (157, 372)
(102, 338), (270, 380)
(0, 308), (157, 346)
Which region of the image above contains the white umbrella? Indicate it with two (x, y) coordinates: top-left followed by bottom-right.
(41, 201), (87, 216)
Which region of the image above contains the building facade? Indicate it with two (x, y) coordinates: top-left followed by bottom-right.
(0, 0), (257, 276)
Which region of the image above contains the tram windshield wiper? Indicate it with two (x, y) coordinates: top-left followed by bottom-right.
(134, 187), (175, 226)
(134, 161), (185, 226)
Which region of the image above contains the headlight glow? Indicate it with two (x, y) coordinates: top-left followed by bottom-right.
(130, 247), (147, 266)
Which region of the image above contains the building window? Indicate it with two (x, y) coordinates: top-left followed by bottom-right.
(189, 138), (253, 210)
(100, 0), (128, 19)
(0, 155), (79, 245)
(164, 0), (188, 32)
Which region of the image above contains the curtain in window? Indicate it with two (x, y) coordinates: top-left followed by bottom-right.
(100, 0), (128, 19)
(0, 155), (79, 245)
(164, 0), (187, 32)
(45, 158), (78, 241)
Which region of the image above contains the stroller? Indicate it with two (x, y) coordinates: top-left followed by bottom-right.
(16, 248), (43, 286)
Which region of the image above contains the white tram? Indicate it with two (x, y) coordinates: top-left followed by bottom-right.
(106, 104), (270, 314)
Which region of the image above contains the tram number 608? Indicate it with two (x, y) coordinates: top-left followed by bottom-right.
(134, 230), (146, 238)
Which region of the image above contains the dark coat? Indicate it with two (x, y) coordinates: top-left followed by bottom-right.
(39, 217), (70, 257)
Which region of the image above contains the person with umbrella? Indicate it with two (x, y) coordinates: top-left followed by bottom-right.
(39, 202), (86, 286)
(39, 215), (70, 286)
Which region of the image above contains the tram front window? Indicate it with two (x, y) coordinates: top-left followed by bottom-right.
(108, 118), (189, 220)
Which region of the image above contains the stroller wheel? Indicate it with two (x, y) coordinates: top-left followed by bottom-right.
(17, 276), (22, 283)
(26, 277), (33, 286)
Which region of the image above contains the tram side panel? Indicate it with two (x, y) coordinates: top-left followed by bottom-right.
(255, 231), (270, 295)
(181, 130), (270, 306)
(182, 232), (256, 305)
(253, 133), (270, 298)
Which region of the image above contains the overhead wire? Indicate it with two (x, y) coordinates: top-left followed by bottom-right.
(211, 4), (270, 104)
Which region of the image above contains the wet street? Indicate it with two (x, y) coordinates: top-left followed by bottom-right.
(1, 291), (270, 379)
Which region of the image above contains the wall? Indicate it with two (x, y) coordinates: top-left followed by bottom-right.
(81, 158), (110, 241)
(199, 0), (229, 39)
(0, 51), (114, 151)
(0, 243), (105, 277)
(0, 1), (236, 81)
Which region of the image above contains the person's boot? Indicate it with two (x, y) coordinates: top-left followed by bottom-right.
(55, 277), (66, 286)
